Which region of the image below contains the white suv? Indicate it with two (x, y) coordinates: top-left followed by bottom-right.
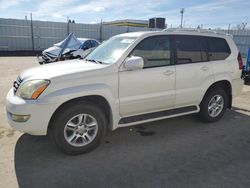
(6, 29), (243, 155)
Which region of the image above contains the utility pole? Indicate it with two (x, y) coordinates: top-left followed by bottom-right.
(227, 24), (231, 34)
(30, 13), (34, 51)
(180, 8), (184, 28)
(67, 16), (69, 35)
(100, 19), (103, 42)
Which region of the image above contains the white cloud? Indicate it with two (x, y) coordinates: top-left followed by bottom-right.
(134, 0), (241, 28)
(52, 13), (64, 18)
(93, 6), (105, 12)
(1, 0), (248, 28)
(190, 0), (237, 11)
(0, 0), (30, 9)
(31, 0), (169, 20)
(61, 0), (121, 15)
(32, 0), (77, 17)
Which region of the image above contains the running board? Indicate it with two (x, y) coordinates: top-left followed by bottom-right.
(119, 106), (198, 124)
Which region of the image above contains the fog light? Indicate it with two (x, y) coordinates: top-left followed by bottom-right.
(9, 112), (30, 122)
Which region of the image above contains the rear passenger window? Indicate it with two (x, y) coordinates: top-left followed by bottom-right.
(206, 37), (231, 61)
(174, 35), (207, 64)
(130, 36), (171, 68)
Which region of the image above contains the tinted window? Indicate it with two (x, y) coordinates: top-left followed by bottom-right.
(130, 36), (171, 68)
(82, 40), (91, 49)
(174, 35), (207, 64)
(91, 40), (99, 47)
(206, 37), (231, 61)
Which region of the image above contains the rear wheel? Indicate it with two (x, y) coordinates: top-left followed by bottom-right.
(51, 102), (107, 155)
(199, 88), (228, 122)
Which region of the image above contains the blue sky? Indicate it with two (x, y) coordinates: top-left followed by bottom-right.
(0, 0), (249, 29)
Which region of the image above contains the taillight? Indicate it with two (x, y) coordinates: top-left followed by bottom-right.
(237, 52), (243, 70)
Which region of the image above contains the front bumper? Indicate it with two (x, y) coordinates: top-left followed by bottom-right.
(6, 89), (59, 135)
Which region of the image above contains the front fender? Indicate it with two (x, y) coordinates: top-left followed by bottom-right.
(38, 83), (120, 130)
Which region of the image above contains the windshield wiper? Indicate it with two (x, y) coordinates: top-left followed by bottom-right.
(85, 59), (103, 64)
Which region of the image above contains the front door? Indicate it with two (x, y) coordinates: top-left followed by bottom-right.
(119, 35), (175, 117)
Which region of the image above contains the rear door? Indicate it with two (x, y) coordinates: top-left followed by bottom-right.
(173, 35), (214, 107)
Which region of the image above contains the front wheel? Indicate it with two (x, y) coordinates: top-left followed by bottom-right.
(51, 102), (107, 155)
(199, 88), (228, 122)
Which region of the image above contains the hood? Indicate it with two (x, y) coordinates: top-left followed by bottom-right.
(43, 46), (61, 57)
(20, 60), (105, 81)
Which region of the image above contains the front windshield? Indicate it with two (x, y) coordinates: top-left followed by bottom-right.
(85, 36), (137, 64)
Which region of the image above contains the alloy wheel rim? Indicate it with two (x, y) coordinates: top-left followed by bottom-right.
(208, 94), (224, 117)
(63, 113), (98, 147)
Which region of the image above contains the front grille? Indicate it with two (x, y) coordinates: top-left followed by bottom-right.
(13, 76), (23, 94)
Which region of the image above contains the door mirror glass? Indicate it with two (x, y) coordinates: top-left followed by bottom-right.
(123, 56), (144, 70)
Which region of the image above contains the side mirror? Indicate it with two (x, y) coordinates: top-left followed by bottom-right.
(123, 56), (144, 70)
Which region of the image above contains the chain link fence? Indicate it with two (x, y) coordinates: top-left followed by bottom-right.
(1, 18), (250, 56)
(0, 18), (158, 52)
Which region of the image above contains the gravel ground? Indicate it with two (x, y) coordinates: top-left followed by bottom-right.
(0, 57), (250, 188)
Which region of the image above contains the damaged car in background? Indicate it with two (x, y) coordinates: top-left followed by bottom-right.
(38, 33), (100, 64)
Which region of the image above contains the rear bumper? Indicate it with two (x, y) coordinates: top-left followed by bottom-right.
(231, 78), (244, 97)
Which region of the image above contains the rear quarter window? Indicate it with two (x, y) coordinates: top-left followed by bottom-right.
(206, 37), (231, 61)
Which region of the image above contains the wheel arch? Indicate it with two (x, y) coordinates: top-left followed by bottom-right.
(47, 95), (113, 134)
(202, 80), (232, 108)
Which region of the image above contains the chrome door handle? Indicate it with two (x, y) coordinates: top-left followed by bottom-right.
(163, 70), (174, 76)
(201, 66), (209, 71)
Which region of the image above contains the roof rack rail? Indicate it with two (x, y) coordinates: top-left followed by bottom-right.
(162, 28), (230, 36)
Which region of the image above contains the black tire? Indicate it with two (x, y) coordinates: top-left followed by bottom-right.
(199, 88), (228, 122)
(50, 101), (107, 155)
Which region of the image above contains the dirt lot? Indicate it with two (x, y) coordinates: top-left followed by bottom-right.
(0, 57), (250, 188)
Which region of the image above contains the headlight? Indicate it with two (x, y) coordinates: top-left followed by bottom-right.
(16, 80), (50, 100)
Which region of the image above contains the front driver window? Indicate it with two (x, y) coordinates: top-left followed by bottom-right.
(130, 36), (171, 68)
